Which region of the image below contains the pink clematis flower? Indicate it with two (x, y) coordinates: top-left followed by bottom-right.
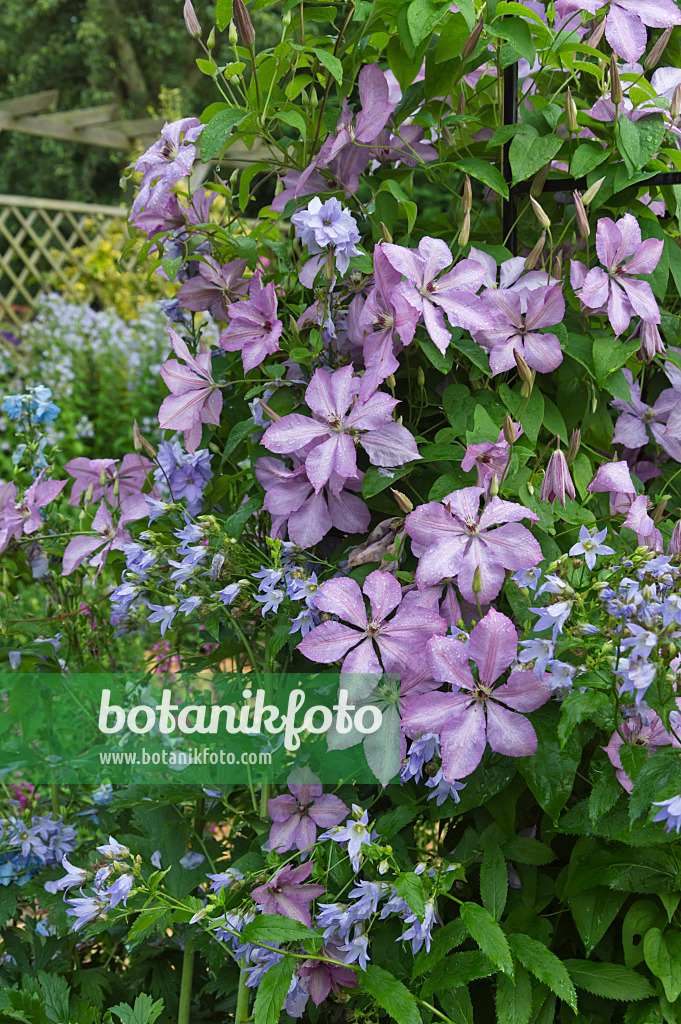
(570, 214), (662, 337)
(131, 118), (203, 220)
(401, 608), (551, 781)
(604, 708), (677, 792)
(0, 474), (66, 554)
(587, 460), (638, 516)
(540, 449), (575, 507)
(473, 285), (565, 375)
(382, 238), (494, 354)
(159, 328), (223, 454)
(623, 494), (663, 551)
(177, 256), (248, 320)
(251, 861), (325, 927)
(62, 497), (147, 577)
(219, 275), (283, 372)
(612, 369), (681, 462)
(255, 456), (370, 547)
(462, 423), (522, 491)
(262, 365), (420, 494)
(405, 486), (542, 604)
(64, 454), (155, 508)
(555, 0), (681, 65)
(267, 768), (348, 853)
(298, 570), (447, 676)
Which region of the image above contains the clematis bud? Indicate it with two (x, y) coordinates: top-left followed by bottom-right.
(458, 210), (471, 247)
(582, 176), (605, 204)
(461, 175), (472, 215)
(229, 20), (238, 46)
(566, 428), (581, 465)
(552, 251), (563, 281)
(417, 366), (425, 388)
(574, 191), (590, 239)
(645, 27), (673, 69)
(100, 467), (107, 488)
(183, 0), (202, 39)
(586, 17), (606, 48)
(207, 26), (216, 50)
(472, 565), (482, 593)
(524, 230), (546, 270)
(461, 16), (484, 58)
(380, 222), (393, 243)
(530, 196), (551, 231)
(503, 413), (516, 445)
(386, 374), (396, 390)
(653, 498), (668, 523)
(133, 419), (157, 459)
(442, 125), (456, 149)
(610, 54), (623, 105)
(540, 448), (575, 507)
(490, 473), (500, 497)
(638, 321), (666, 362)
(672, 84), (681, 119)
(233, 0), (255, 46)
(457, 93), (466, 117)
(669, 521), (681, 554)
(530, 163), (550, 198)
(391, 489), (413, 514)
(513, 348), (532, 383)
(283, 8), (292, 26)
(84, 483), (94, 506)
(259, 399), (280, 422)
(565, 87), (578, 132)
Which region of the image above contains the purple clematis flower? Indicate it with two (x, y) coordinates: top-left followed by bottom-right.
(299, 945), (359, 1004)
(382, 238), (494, 354)
(473, 285), (564, 375)
(555, 0), (681, 64)
(356, 244), (422, 397)
(159, 327), (223, 453)
(251, 861), (325, 927)
(570, 214), (662, 337)
(461, 423), (522, 490)
(401, 609), (550, 781)
(62, 498), (146, 577)
(612, 369), (681, 461)
(0, 473), (66, 554)
(405, 487), (542, 604)
(623, 494), (663, 551)
(64, 454), (155, 508)
(298, 569), (446, 676)
(219, 275), (283, 372)
(177, 256), (248, 320)
(255, 456), (370, 546)
(540, 449), (575, 506)
(291, 197), (361, 277)
(262, 365), (420, 494)
(131, 118), (203, 220)
(267, 768), (348, 853)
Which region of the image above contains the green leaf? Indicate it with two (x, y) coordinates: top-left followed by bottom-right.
(362, 463), (412, 498)
(413, 919), (467, 976)
(36, 973), (70, 1024)
(571, 142), (608, 178)
(126, 908), (170, 946)
(110, 995), (165, 1024)
(616, 114), (665, 174)
(503, 837), (556, 866)
(421, 337), (455, 373)
(455, 158), (509, 200)
(565, 960), (655, 1001)
(509, 134), (563, 183)
(394, 872), (426, 922)
(487, 17), (535, 64)
(407, 0), (451, 45)
(480, 845), (508, 921)
(517, 708), (581, 820)
(254, 956), (296, 1024)
(437, 987), (474, 1024)
(644, 928), (681, 1003)
(272, 110), (307, 142)
(362, 965), (422, 1024)
(223, 496), (262, 539)
(243, 915), (321, 946)
(425, 951), (496, 995)
(623, 900), (666, 968)
(460, 902), (514, 977)
(452, 335), (491, 373)
(592, 335), (639, 386)
(557, 688), (610, 745)
(630, 747), (681, 822)
(201, 107), (248, 161)
(379, 179), (418, 232)
(310, 46), (343, 85)
(161, 256), (182, 282)
(223, 420), (257, 461)
(216, 0), (233, 30)
(508, 933), (577, 1011)
(496, 965), (532, 1024)
(569, 888), (626, 957)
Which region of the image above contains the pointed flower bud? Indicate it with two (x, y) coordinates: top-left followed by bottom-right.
(183, 0), (202, 39)
(461, 174), (472, 215)
(582, 176), (605, 204)
(417, 366), (425, 388)
(669, 521), (681, 554)
(530, 196), (551, 231)
(513, 348), (533, 384)
(530, 163), (550, 198)
(524, 230), (546, 271)
(472, 565), (483, 593)
(566, 428), (581, 466)
(574, 191), (590, 239)
(503, 413), (516, 445)
(653, 499), (668, 523)
(552, 251), (563, 281)
(84, 483), (94, 506)
(461, 16), (484, 58)
(565, 87), (578, 132)
(391, 489), (413, 514)
(458, 210), (471, 247)
(586, 18), (606, 48)
(380, 222), (393, 244)
(490, 473), (500, 497)
(207, 26), (216, 51)
(610, 54), (623, 105)
(540, 449), (575, 507)
(645, 26), (673, 70)
(457, 93), (466, 116)
(672, 84), (681, 119)
(228, 20), (238, 46)
(133, 420), (157, 459)
(260, 399), (281, 422)
(233, 0), (255, 46)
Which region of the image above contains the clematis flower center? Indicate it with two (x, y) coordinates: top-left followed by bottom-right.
(366, 619), (383, 637)
(464, 518), (479, 536)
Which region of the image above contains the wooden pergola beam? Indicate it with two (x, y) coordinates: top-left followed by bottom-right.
(0, 109), (164, 149)
(0, 91), (59, 116)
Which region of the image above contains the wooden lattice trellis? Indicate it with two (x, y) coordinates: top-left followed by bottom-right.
(0, 194), (150, 327)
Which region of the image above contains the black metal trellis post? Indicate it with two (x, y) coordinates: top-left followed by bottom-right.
(500, 62), (681, 256)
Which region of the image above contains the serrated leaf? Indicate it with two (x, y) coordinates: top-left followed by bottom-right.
(110, 994), (165, 1024)
(565, 960), (655, 1001)
(480, 845), (508, 921)
(413, 919), (467, 976)
(126, 908), (169, 946)
(460, 902), (514, 977)
(426, 951), (496, 995)
(362, 964), (421, 1024)
(243, 914), (321, 946)
(394, 872), (426, 922)
(437, 986), (474, 1024)
(496, 965), (532, 1024)
(254, 956), (296, 1024)
(508, 933), (577, 1011)
(201, 107), (247, 161)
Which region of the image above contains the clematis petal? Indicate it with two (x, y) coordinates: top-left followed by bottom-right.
(468, 608), (518, 685)
(486, 701), (538, 757)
